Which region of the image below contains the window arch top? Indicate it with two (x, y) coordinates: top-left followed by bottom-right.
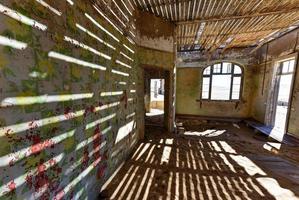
(201, 62), (243, 101)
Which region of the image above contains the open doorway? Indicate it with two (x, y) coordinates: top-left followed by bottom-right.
(271, 58), (296, 136)
(147, 79), (165, 116)
(144, 68), (168, 128)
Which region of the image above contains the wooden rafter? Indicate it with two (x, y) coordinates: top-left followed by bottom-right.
(176, 7), (299, 25)
(123, 0), (299, 51)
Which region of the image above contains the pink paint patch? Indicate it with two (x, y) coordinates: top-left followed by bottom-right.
(7, 181), (16, 191)
(38, 164), (47, 173)
(31, 139), (54, 154)
(49, 158), (56, 166)
(55, 190), (65, 200)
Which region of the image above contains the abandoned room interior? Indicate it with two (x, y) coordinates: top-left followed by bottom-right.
(2, 0), (299, 199)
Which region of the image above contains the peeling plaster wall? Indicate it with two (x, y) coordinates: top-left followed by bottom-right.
(0, 0), (143, 199)
(251, 28), (299, 138)
(138, 46), (175, 131)
(136, 11), (176, 132)
(136, 11), (174, 53)
(177, 47), (256, 68)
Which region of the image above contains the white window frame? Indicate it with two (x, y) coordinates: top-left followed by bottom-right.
(201, 62), (244, 101)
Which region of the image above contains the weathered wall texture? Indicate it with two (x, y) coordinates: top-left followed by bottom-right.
(0, 0), (142, 199)
(251, 29), (299, 138)
(138, 46), (174, 70)
(136, 11), (174, 53)
(136, 11), (176, 132)
(138, 46), (175, 131)
(177, 47), (256, 68)
(176, 65), (254, 118)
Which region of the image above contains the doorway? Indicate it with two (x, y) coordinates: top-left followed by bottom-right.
(144, 68), (168, 128)
(147, 79), (165, 116)
(271, 59), (296, 135)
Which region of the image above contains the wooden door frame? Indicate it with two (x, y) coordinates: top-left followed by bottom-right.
(143, 65), (171, 130)
(266, 53), (298, 134)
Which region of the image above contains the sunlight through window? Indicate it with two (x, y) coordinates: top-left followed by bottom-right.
(115, 120), (135, 144)
(76, 23), (116, 50)
(64, 36), (111, 60)
(1, 93), (93, 107)
(0, 3), (47, 31)
(85, 13), (120, 42)
(48, 51), (106, 70)
(35, 0), (62, 16)
(0, 35), (27, 49)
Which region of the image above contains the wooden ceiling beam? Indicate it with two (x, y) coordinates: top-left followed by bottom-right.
(141, 0), (192, 8)
(176, 26), (291, 39)
(176, 7), (299, 25)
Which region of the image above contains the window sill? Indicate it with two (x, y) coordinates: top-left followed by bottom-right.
(196, 99), (241, 103)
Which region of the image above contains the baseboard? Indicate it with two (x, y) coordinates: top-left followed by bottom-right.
(175, 113), (246, 122)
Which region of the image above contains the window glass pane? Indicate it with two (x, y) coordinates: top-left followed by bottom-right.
(278, 74), (293, 102)
(202, 77), (210, 99)
(233, 76), (241, 85)
(202, 91), (209, 99)
(289, 60), (295, 72)
(232, 90), (240, 99)
(203, 66), (211, 75)
(211, 75), (231, 100)
(282, 61), (289, 73)
(213, 64), (221, 73)
(234, 65), (242, 74)
(232, 77), (241, 100)
(222, 62), (232, 73)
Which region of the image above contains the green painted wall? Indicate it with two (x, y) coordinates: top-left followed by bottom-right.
(138, 46), (174, 70)
(0, 0), (143, 199)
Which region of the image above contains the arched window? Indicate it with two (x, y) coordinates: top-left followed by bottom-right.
(202, 62), (243, 101)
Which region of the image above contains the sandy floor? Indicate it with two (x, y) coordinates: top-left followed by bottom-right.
(145, 109), (164, 127)
(99, 121), (299, 200)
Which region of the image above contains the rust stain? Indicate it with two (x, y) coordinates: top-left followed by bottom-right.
(136, 10), (174, 39)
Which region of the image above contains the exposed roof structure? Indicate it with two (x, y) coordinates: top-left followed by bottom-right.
(93, 0), (299, 52)
(129, 0), (299, 51)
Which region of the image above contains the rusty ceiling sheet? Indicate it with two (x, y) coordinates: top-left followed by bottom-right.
(125, 0), (299, 51)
